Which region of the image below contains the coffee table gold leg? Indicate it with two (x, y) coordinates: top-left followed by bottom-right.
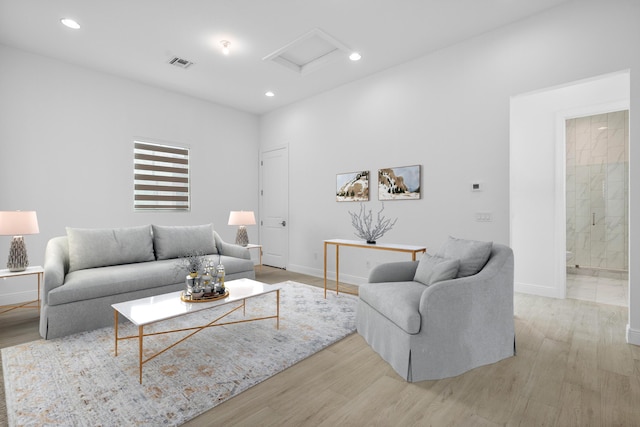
(139, 325), (144, 384)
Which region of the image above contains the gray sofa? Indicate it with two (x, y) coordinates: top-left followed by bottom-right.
(40, 224), (255, 339)
(356, 237), (515, 382)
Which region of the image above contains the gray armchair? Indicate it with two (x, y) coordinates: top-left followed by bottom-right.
(356, 242), (515, 382)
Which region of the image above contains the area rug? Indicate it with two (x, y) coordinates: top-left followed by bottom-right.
(2, 281), (357, 426)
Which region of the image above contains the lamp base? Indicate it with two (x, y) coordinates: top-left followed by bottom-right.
(7, 236), (29, 272)
(235, 226), (249, 247)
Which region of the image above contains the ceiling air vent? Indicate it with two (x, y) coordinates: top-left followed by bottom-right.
(168, 57), (194, 69)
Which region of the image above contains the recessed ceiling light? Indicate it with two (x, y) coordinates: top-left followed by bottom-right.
(60, 18), (80, 30)
(265, 91), (275, 97)
(349, 52), (362, 61)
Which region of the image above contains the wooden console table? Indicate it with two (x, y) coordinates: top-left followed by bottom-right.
(0, 266), (44, 315)
(323, 239), (426, 298)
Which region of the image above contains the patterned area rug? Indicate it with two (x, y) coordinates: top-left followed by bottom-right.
(2, 281), (357, 426)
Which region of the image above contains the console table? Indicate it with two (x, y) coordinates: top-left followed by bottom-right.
(323, 239), (426, 298)
(0, 266), (44, 315)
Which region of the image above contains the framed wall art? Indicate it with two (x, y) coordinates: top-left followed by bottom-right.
(336, 170), (369, 202)
(378, 165), (421, 200)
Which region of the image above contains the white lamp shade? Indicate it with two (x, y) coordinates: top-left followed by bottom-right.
(228, 211), (256, 226)
(0, 211), (40, 235)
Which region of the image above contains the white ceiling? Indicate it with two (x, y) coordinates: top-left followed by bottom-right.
(0, 0), (572, 115)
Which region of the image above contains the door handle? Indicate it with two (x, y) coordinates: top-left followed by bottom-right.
(281, 220), (286, 227)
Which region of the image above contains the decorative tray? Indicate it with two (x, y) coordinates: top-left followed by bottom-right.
(180, 289), (229, 303)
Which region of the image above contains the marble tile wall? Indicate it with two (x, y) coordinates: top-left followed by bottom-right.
(566, 110), (629, 271)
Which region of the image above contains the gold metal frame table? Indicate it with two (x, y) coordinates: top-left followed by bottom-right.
(111, 278), (281, 383)
(323, 239), (426, 298)
(0, 266), (44, 315)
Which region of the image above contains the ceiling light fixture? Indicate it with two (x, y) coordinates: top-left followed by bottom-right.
(265, 91), (275, 97)
(60, 18), (80, 30)
(220, 40), (231, 55)
(349, 52), (362, 61)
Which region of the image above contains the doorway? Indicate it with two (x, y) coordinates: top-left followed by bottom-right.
(565, 110), (629, 307)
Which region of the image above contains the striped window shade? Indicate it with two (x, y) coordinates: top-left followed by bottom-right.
(134, 141), (190, 211)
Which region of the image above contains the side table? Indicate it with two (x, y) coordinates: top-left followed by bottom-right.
(323, 240), (427, 298)
(0, 266), (44, 315)
(246, 244), (263, 268)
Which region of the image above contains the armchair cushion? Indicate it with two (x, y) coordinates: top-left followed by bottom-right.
(436, 236), (492, 277)
(358, 281), (426, 334)
(413, 253), (459, 286)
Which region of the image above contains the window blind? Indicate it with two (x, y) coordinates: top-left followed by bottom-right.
(134, 141), (190, 211)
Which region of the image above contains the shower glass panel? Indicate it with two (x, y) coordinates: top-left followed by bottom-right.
(566, 110), (628, 272)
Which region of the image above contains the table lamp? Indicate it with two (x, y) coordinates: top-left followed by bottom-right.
(0, 211), (40, 271)
(228, 211), (256, 247)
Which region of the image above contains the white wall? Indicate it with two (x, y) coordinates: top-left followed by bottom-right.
(259, 0), (640, 342)
(0, 45), (260, 304)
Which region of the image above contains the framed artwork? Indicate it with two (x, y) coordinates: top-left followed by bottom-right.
(336, 170), (369, 202)
(378, 165), (421, 200)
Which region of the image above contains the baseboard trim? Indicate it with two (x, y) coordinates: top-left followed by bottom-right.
(626, 324), (640, 346)
(515, 281), (563, 299)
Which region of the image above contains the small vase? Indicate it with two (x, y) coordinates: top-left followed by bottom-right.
(366, 240), (376, 244)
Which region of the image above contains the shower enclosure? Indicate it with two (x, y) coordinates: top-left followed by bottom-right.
(565, 110), (629, 274)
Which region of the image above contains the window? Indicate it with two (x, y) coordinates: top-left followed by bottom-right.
(133, 140), (190, 211)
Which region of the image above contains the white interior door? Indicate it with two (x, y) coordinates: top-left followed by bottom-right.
(260, 146), (288, 268)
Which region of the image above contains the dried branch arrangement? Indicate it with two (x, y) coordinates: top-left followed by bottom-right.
(348, 202), (397, 244)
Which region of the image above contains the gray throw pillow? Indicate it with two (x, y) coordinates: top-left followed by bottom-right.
(152, 224), (218, 260)
(413, 253), (460, 286)
(436, 236), (493, 278)
(67, 225), (155, 272)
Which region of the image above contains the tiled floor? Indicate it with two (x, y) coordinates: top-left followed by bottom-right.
(566, 273), (628, 307)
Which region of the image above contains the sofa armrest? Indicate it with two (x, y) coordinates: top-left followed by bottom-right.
(43, 236), (70, 303)
(214, 231), (250, 260)
(368, 261), (418, 283)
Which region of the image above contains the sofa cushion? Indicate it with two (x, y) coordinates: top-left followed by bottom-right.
(152, 224), (218, 260)
(358, 281), (427, 334)
(66, 225), (155, 273)
(436, 236), (492, 278)
(48, 254), (253, 306)
(413, 253), (459, 286)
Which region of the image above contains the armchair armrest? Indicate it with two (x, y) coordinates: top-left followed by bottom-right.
(43, 237), (69, 303)
(368, 261), (418, 283)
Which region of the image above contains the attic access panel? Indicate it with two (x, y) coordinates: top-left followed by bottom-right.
(263, 28), (352, 75)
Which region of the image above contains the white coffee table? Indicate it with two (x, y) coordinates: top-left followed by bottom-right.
(111, 278), (281, 383)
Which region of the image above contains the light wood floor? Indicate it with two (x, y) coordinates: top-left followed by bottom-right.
(1, 267), (639, 426)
